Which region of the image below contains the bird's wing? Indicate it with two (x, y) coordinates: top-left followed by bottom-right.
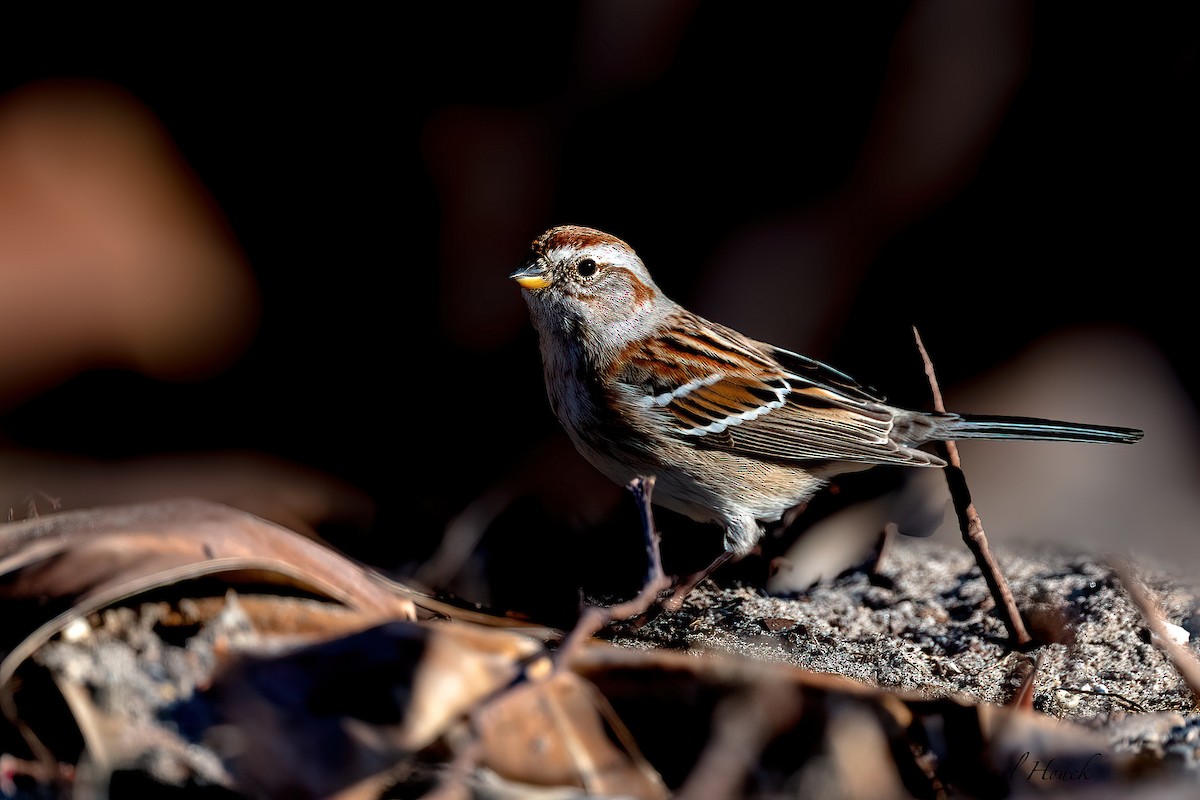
(615, 318), (941, 467)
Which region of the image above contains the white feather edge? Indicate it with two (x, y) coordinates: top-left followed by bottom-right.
(635, 371), (792, 436)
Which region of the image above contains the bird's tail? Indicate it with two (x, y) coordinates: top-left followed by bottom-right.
(932, 414), (1143, 445)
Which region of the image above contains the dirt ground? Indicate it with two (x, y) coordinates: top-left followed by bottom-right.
(10, 526), (1198, 798)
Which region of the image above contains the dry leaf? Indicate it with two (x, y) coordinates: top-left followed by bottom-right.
(0, 498), (414, 623)
(204, 620), (547, 798)
(0, 498), (415, 747)
(475, 671), (667, 799)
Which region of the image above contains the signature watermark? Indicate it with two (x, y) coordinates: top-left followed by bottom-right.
(1009, 752), (1104, 782)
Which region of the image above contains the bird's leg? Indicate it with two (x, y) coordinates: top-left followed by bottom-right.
(626, 548), (735, 631)
(660, 550), (735, 613)
(557, 476), (672, 661)
(658, 516), (761, 613)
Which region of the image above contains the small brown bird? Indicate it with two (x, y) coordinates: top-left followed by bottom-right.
(511, 225), (1143, 557)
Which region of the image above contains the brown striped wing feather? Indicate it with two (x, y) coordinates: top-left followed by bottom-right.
(616, 316), (942, 467)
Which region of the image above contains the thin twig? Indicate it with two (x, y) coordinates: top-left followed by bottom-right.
(913, 327), (1032, 647)
(1009, 652), (1042, 712)
(556, 477), (672, 666)
(1110, 558), (1200, 707)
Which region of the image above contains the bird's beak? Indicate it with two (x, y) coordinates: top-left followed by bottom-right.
(509, 258), (551, 290)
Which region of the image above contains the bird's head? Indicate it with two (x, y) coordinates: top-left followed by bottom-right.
(510, 225), (672, 360)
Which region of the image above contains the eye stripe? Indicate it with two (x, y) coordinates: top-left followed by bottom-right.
(622, 270), (657, 306)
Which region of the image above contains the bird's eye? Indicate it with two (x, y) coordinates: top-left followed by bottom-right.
(576, 258), (598, 277)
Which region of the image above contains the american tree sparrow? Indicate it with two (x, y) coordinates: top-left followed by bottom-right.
(511, 225), (1143, 557)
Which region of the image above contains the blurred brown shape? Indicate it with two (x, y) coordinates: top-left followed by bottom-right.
(769, 496), (896, 594)
(851, 0), (1033, 225)
(424, 1), (696, 352)
(423, 105), (556, 350)
(822, 703), (911, 800)
(206, 621), (547, 799)
(401, 621), (544, 752)
(475, 671), (667, 798)
(925, 327), (1200, 566)
(674, 680), (804, 800)
(0, 448), (375, 538)
(0, 79), (258, 409)
(697, 0), (1034, 346)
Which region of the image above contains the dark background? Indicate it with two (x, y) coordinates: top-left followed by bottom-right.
(2, 3), (1196, 611)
